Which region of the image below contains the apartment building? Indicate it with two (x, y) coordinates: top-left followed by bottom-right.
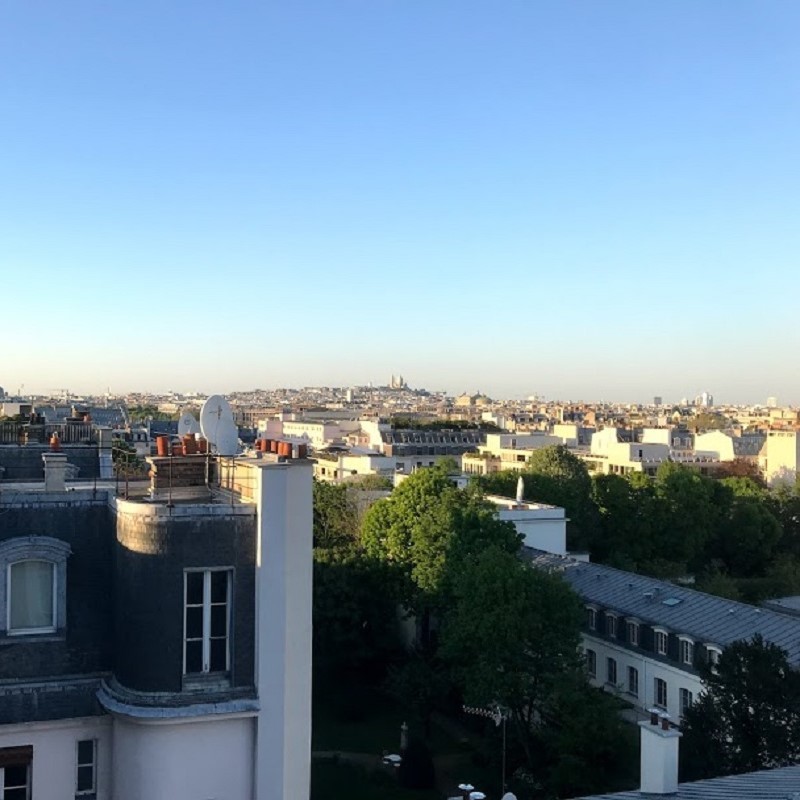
(527, 550), (800, 727)
(0, 448), (312, 800)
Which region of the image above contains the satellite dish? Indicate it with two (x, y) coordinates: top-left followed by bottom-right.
(200, 395), (239, 455)
(177, 410), (200, 436)
(501, 794), (518, 800)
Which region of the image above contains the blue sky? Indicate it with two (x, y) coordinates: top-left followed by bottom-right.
(1, 1), (798, 403)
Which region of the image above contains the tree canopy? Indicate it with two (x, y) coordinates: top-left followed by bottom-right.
(681, 635), (800, 780)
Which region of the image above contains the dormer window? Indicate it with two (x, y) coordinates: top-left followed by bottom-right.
(679, 637), (695, 666)
(706, 644), (722, 668)
(606, 613), (617, 638)
(627, 620), (640, 646)
(654, 628), (668, 656)
(586, 606), (597, 631)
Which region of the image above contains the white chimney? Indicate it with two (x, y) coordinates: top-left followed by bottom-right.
(42, 453), (68, 492)
(639, 710), (681, 795)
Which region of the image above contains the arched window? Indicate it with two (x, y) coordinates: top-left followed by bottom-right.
(0, 537), (70, 637)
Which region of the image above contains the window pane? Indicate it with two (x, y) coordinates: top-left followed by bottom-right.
(210, 638), (227, 671)
(185, 640), (203, 673)
(210, 605), (227, 637)
(4, 764), (28, 788)
(185, 606), (203, 639)
(77, 739), (94, 765)
(186, 572), (204, 605)
(9, 560), (54, 630)
(4, 789), (27, 800)
(210, 571), (228, 603)
(77, 764), (95, 792)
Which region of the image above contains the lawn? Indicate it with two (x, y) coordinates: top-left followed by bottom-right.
(312, 685), (501, 799)
(311, 759), (440, 800)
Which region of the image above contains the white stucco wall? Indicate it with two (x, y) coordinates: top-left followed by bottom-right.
(581, 634), (703, 724)
(111, 715), (254, 800)
(0, 715), (111, 800)
(255, 460), (313, 800)
(764, 431), (800, 487)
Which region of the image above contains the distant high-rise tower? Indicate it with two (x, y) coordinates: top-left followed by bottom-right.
(653, 396), (663, 407)
(767, 396), (778, 408)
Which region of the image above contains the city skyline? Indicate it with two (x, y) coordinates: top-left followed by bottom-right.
(2, 2), (799, 402)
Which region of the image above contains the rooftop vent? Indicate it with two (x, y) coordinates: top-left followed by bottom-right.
(662, 598), (682, 607)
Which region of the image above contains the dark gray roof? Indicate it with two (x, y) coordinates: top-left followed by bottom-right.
(732, 433), (766, 457)
(572, 764), (800, 799)
(524, 549), (800, 666)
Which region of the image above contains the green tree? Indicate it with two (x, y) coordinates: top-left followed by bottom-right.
(313, 480), (359, 549)
(440, 547), (583, 767)
(681, 635), (800, 780)
(481, 445), (599, 551)
(312, 545), (402, 684)
(360, 466), (521, 616)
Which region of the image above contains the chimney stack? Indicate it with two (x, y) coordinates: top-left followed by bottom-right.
(42, 452), (68, 492)
(639, 710), (681, 795)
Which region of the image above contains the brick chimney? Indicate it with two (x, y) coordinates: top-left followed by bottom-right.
(42, 452), (68, 492)
(639, 710), (681, 795)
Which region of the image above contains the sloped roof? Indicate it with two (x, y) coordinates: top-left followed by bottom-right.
(524, 549), (800, 665)
(572, 763), (800, 799)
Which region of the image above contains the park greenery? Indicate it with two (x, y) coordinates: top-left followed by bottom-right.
(478, 445), (800, 603)
(312, 446), (800, 795)
(313, 465), (637, 798)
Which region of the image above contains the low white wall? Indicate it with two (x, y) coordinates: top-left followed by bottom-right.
(112, 715), (255, 800)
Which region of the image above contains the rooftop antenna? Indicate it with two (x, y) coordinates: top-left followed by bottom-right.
(177, 409), (200, 436)
(200, 394), (238, 456)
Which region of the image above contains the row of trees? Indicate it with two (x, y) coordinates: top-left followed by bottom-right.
(479, 446), (800, 602)
(313, 468), (637, 798)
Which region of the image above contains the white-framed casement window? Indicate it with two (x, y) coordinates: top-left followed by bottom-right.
(586, 606), (597, 631)
(0, 745), (32, 800)
(627, 620), (639, 646)
(679, 637), (694, 666)
(0, 538), (70, 638)
(706, 644), (722, 669)
(184, 569), (231, 675)
(75, 739), (96, 796)
(655, 677), (668, 709)
(627, 666), (639, 697)
(605, 613), (617, 638)
(679, 688), (694, 719)
(606, 657), (617, 685)
(654, 628), (668, 656)
(585, 648), (597, 677)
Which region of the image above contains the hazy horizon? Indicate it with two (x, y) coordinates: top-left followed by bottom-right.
(2, 2), (798, 405)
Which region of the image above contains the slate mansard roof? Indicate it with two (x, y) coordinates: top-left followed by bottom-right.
(524, 548), (800, 666)
(573, 763), (800, 799)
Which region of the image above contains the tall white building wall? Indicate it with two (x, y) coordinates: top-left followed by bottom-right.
(111, 715), (254, 800)
(255, 460), (313, 800)
(0, 716), (111, 800)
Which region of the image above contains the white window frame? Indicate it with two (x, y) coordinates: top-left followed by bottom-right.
(606, 657), (617, 686)
(585, 648), (597, 677)
(0, 537), (70, 638)
(654, 628), (668, 656)
(679, 636), (694, 666)
(605, 613), (617, 638)
(7, 560), (57, 635)
(75, 738), (96, 796)
(183, 569), (232, 675)
(0, 763), (31, 800)
(655, 677), (668, 709)
(706, 644), (722, 669)
(627, 620), (640, 646)
(627, 666), (639, 697)
(679, 688), (694, 719)
(586, 606), (597, 631)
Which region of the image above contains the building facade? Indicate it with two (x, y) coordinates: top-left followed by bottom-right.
(0, 450), (312, 800)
